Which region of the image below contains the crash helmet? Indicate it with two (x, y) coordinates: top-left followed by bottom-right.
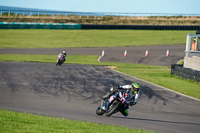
(62, 51), (66, 56)
(132, 82), (140, 92)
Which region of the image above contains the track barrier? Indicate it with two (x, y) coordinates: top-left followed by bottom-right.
(171, 64), (200, 82)
(0, 22), (81, 29)
(82, 24), (200, 30)
(1, 23), (200, 30)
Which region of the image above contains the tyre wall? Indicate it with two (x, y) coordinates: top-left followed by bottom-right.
(171, 64), (200, 82)
(0, 22), (200, 30)
(82, 24), (200, 30)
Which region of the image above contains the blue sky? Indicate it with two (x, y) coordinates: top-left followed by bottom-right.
(0, 0), (200, 14)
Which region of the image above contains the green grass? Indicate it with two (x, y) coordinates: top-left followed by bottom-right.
(0, 109), (155, 133)
(0, 29), (195, 48)
(0, 54), (200, 99)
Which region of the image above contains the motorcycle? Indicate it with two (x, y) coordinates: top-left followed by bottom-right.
(56, 54), (65, 66)
(96, 89), (133, 117)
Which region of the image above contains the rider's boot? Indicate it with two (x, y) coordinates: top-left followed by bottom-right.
(102, 91), (111, 100)
(120, 106), (129, 116)
(101, 87), (117, 110)
(102, 87), (116, 100)
(101, 91), (113, 110)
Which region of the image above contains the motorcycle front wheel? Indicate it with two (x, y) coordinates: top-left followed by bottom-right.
(106, 101), (121, 117)
(56, 60), (62, 66)
(96, 106), (105, 116)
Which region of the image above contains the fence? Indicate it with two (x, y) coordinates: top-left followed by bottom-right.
(1, 10), (200, 25)
(171, 64), (200, 82)
(1, 9), (200, 18)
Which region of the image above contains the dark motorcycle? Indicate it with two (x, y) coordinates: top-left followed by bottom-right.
(96, 90), (132, 117)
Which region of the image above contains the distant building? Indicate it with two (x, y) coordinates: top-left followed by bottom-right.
(184, 31), (200, 71)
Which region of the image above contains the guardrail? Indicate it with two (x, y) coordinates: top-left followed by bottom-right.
(1, 9), (200, 18)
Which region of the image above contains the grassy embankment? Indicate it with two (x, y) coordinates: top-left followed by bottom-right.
(0, 29), (199, 133)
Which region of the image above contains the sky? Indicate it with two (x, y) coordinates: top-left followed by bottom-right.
(0, 0), (200, 14)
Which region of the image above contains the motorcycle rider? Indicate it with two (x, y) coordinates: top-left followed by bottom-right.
(101, 82), (141, 116)
(62, 51), (67, 62)
(56, 51), (67, 65)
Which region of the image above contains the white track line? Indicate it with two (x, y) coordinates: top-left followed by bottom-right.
(98, 55), (102, 62)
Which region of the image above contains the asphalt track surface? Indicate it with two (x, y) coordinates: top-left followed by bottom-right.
(0, 45), (200, 133)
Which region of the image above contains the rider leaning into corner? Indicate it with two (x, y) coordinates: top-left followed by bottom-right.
(62, 51), (67, 62)
(57, 51), (67, 61)
(101, 82), (141, 116)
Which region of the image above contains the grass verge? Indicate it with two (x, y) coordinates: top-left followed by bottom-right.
(0, 54), (200, 100)
(0, 29), (195, 48)
(0, 109), (155, 133)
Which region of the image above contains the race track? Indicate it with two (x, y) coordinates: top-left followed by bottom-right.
(0, 62), (200, 133)
(0, 44), (200, 133)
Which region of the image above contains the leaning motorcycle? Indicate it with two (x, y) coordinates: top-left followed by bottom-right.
(96, 90), (132, 117)
(56, 55), (64, 66)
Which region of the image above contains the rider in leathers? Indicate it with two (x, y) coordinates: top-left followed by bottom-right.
(62, 51), (67, 62)
(57, 51), (67, 65)
(102, 82), (140, 116)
